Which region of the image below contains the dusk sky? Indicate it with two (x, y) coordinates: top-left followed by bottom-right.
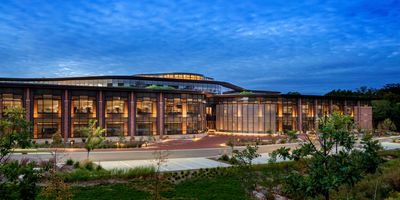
(0, 0), (399, 94)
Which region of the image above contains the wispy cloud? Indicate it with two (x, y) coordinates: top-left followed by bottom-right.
(0, 0), (399, 94)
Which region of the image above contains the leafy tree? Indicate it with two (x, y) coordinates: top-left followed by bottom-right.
(77, 120), (105, 159)
(232, 145), (260, 194)
(0, 107), (40, 200)
(0, 107), (31, 162)
(0, 160), (40, 200)
(377, 118), (397, 133)
(359, 133), (382, 173)
(269, 112), (380, 200)
(372, 100), (392, 128)
(286, 130), (298, 143)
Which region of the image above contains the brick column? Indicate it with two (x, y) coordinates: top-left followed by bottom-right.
(24, 88), (31, 122)
(63, 90), (69, 142)
(129, 92), (136, 137)
(298, 98), (302, 133)
(98, 91), (104, 128)
(158, 93), (164, 136)
(314, 99), (318, 130)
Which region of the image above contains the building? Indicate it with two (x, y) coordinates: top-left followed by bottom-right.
(0, 72), (372, 142)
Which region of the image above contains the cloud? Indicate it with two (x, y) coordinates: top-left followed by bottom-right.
(0, 0), (399, 94)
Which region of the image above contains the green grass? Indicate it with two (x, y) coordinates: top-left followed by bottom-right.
(164, 175), (250, 200)
(60, 166), (155, 182)
(36, 184), (150, 200)
(39, 175), (248, 200)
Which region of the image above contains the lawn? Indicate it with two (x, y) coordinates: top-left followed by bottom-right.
(36, 175), (249, 200)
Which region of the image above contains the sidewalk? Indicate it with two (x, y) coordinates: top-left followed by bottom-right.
(98, 153), (279, 172)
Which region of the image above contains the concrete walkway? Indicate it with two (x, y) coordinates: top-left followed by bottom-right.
(98, 153), (287, 172)
(99, 157), (231, 172)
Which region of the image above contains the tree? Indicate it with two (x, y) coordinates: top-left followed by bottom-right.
(151, 150), (169, 200)
(232, 145), (261, 195)
(377, 118), (397, 134)
(77, 120), (105, 159)
(286, 130), (298, 143)
(269, 112), (380, 200)
(0, 107), (31, 162)
(0, 107), (40, 200)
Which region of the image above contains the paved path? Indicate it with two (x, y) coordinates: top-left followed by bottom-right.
(98, 153), (283, 172)
(99, 157), (231, 172)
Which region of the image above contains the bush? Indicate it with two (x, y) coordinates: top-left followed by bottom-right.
(65, 158), (74, 166)
(60, 166), (155, 182)
(218, 154), (230, 162)
(73, 161), (80, 169)
(0, 160), (40, 200)
(51, 132), (63, 146)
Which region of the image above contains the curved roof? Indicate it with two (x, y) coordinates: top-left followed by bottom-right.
(0, 74), (245, 93)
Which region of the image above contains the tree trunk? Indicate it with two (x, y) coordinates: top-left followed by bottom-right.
(87, 150), (90, 160)
(324, 191), (329, 200)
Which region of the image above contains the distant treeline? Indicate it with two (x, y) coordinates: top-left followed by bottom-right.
(325, 83), (400, 131)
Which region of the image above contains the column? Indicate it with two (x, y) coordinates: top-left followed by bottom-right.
(157, 93), (164, 136)
(63, 90), (69, 141)
(98, 90), (104, 128)
(314, 99), (318, 130)
(297, 98), (302, 133)
(277, 98), (283, 133)
(24, 88), (31, 122)
(344, 100), (348, 115)
(182, 99), (187, 134)
(329, 99), (333, 114)
(129, 91), (136, 137)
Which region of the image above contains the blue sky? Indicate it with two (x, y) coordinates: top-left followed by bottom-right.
(0, 0), (399, 94)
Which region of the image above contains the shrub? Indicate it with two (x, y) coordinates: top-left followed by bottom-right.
(65, 158), (74, 166)
(218, 154), (230, 162)
(60, 166), (155, 182)
(73, 161), (80, 169)
(0, 160), (40, 200)
(378, 118), (397, 132)
(51, 132), (63, 146)
(39, 170), (72, 200)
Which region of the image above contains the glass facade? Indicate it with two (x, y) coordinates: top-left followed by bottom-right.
(105, 92), (128, 137)
(332, 100), (345, 114)
(136, 93), (158, 136)
(281, 98), (298, 132)
(0, 89), (23, 117)
(0, 78), (232, 94)
(71, 91), (97, 138)
(317, 99), (330, 119)
(33, 90), (62, 139)
(301, 98), (315, 132)
(164, 94), (206, 135)
(216, 97), (277, 133)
